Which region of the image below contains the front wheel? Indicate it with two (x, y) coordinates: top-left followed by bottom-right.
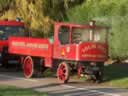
(57, 62), (70, 83)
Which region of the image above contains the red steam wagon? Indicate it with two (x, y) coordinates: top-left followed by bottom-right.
(8, 21), (108, 83)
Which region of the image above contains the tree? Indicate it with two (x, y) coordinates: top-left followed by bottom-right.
(0, 0), (84, 37)
(67, 0), (128, 59)
(0, 0), (13, 16)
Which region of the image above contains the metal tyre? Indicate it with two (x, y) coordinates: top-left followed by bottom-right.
(57, 62), (70, 83)
(23, 56), (34, 78)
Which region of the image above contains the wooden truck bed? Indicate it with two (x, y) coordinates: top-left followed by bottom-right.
(8, 36), (52, 58)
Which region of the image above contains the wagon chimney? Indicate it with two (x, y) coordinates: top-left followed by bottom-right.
(89, 20), (96, 26)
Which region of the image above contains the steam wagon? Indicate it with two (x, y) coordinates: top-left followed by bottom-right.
(8, 21), (108, 83)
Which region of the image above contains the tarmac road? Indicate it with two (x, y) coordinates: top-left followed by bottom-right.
(0, 68), (128, 96)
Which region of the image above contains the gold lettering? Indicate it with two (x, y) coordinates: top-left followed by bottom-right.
(38, 44), (48, 49)
(12, 41), (25, 47)
(82, 44), (106, 54)
(81, 54), (106, 58)
(11, 41), (48, 49)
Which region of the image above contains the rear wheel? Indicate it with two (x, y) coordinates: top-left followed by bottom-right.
(57, 62), (70, 83)
(95, 63), (104, 83)
(87, 63), (104, 83)
(23, 56), (34, 78)
(77, 64), (84, 78)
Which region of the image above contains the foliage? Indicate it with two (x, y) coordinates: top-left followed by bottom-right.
(1, 0), (127, 58)
(1, 0), (52, 37)
(0, 0), (84, 37)
(0, 0), (12, 13)
(67, 0), (128, 58)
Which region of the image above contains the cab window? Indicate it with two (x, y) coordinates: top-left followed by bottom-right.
(58, 26), (70, 45)
(93, 28), (107, 43)
(72, 28), (90, 43)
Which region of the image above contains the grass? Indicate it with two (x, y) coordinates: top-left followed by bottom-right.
(0, 85), (47, 96)
(104, 63), (128, 88)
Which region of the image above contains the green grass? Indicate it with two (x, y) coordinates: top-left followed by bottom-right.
(0, 85), (47, 96)
(104, 63), (128, 88)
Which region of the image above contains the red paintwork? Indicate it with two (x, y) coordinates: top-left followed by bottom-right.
(57, 62), (69, 82)
(78, 42), (108, 61)
(77, 64), (83, 78)
(9, 37), (53, 68)
(0, 20), (24, 52)
(8, 21), (108, 68)
(53, 43), (107, 62)
(53, 22), (108, 62)
(9, 37), (52, 58)
(57, 63), (67, 81)
(44, 57), (52, 67)
(53, 44), (77, 60)
(23, 56), (33, 78)
(0, 20), (24, 26)
(0, 40), (8, 52)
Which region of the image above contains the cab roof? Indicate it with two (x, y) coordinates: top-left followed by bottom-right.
(0, 20), (24, 26)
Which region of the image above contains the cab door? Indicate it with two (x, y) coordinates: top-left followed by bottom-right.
(53, 24), (72, 60)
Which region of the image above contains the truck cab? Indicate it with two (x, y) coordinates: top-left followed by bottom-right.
(0, 19), (26, 67)
(54, 21), (108, 61)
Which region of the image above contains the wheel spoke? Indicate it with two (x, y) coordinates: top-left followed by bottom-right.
(57, 62), (70, 83)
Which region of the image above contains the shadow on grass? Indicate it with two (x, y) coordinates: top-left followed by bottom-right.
(104, 63), (128, 82)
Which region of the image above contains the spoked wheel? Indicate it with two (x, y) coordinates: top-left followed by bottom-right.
(23, 56), (34, 78)
(95, 64), (104, 83)
(57, 62), (70, 83)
